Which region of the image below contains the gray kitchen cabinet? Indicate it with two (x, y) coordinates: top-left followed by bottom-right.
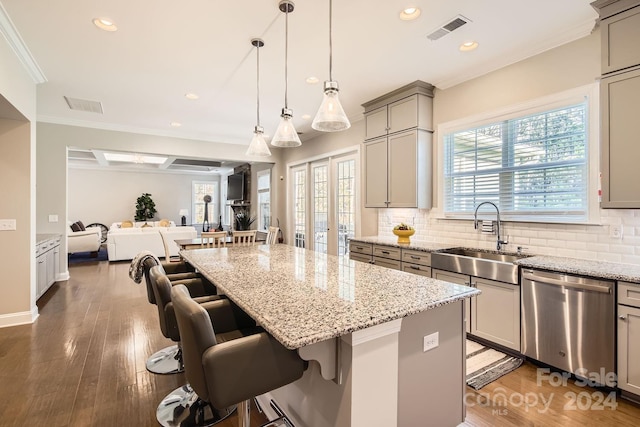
(371, 244), (402, 270)
(401, 249), (432, 277)
(433, 269), (472, 334)
(601, 67), (640, 207)
(364, 94), (432, 140)
(593, 0), (640, 208)
(618, 281), (640, 396)
(364, 129), (433, 208)
(472, 278), (521, 351)
(596, 1), (640, 74)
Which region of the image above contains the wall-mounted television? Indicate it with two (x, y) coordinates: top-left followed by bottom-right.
(227, 173), (244, 201)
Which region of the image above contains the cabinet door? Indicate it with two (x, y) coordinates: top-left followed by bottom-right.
(618, 304), (640, 395)
(601, 68), (640, 207)
(388, 130), (418, 207)
(365, 106), (388, 140)
(388, 95), (418, 134)
(364, 137), (389, 207)
(433, 269), (472, 334)
(602, 6), (640, 74)
(36, 255), (47, 299)
(471, 278), (521, 351)
(45, 249), (55, 288)
(53, 245), (60, 281)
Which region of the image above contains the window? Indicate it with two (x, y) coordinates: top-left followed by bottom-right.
(192, 181), (219, 225)
(257, 169), (271, 231)
(441, 86), (598, 223)
(293, 166), (306, 248)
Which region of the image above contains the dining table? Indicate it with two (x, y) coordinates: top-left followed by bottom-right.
(179, 244), (478, 427)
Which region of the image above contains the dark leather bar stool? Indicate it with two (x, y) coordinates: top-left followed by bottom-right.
(142, 258), (216, 374)
(171, 284), (306, 427)
(149, 266), (236, 426)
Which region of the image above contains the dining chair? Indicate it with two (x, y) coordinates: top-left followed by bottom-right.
(265, 226), (279, 245)
(232, 230), (257, 246)
(201, 231), (227, 248)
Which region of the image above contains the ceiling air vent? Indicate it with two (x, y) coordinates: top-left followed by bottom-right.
(427, 15), (471, 41)
(64, 96), (104, 114)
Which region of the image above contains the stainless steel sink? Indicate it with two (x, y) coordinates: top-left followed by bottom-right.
(431, 248), (531, 284)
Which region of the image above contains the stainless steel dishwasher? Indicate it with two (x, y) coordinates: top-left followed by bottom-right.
(521, 268), (615, 381)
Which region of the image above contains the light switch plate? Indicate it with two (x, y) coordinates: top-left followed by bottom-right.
(48, 214), (58, 223)
(0, 219), (17, 231)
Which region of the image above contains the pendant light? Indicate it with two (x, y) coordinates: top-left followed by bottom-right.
(271, 0), (302, 147)
(245, 38), (272, 156)
(312, 0), (351, 132)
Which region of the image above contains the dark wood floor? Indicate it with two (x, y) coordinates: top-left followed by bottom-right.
(0, 259), (638, 426)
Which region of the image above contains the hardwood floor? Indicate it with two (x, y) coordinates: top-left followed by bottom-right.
(0, 260), (638, 426)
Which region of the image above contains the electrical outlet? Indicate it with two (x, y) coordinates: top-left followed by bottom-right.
(0, 219), (16, 231)
(610, 225), (623, 239)
(423, 332), (439, 352)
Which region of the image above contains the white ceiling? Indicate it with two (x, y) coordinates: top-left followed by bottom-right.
(1, 0), (598, 147)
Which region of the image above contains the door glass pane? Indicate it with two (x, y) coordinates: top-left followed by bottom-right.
(313, 165), (329, 254)
(336, 159), (356, 257)
(293, 169), (306, 248)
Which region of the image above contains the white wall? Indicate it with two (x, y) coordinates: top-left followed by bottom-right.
(0, 24), (38, 325)
(376, 30), (640, 265)
(68, 168), (220, 228)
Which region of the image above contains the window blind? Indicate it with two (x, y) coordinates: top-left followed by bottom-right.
(443, 103), (587, 220)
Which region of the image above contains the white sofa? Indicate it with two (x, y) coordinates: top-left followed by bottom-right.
(67, 226), (102, 254)
(106, 225), (197, 261)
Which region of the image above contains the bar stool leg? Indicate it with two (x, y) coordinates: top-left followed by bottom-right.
(146, 344), (183, 374)
(239, 399), (251, 427)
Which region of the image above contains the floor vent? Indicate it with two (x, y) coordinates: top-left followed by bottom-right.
(64, 96), (104, 114)
(427, 15), (471, 41)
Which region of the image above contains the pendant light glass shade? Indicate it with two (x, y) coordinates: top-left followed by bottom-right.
(246, 38), (272, 156)
(272, 108), (301, 147)
(312, 0), (350, 132)
(272, 0), (301, 148)
(312, 81), (350, 132)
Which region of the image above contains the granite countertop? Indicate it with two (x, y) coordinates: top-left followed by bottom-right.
(180, 245), (479, 349)
(349, 236), (454, 252)
(36, 233), (61, 244)
(516, 256), (640, 283)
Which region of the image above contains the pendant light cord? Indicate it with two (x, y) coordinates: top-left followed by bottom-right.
(284, 7), (289, 109)
(256, 43), (261, 126)
(329, 0), (333, 82)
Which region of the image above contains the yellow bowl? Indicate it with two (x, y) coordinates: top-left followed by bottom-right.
(392, 228), (415, 244)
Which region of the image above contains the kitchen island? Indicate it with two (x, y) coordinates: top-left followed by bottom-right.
(180, 244), (479, 427)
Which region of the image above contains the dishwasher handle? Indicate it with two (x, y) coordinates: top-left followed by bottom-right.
(522, 270), (612, 294)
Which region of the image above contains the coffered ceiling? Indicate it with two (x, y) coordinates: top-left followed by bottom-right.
(1, 0), (598, 147)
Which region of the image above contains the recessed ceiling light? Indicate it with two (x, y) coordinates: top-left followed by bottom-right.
(170, 122), (182, 127)
(301, 114), (311, 120)
(185, 93), (199, 100)
(459, 41), (479, 52)
(399, 7), (421, 21)
(306, 77), (319, 84)
(93, 18), (118, 32)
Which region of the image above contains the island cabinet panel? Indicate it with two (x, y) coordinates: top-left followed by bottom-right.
(601, 5), (640, 74)
(433, 269), (472, 334)
(471, 278), (521, 351)
(601, 67), (640, 207)
(618, 281), (640, 396)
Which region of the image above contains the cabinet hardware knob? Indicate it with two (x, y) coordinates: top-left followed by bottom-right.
(620, 315), (627, 320)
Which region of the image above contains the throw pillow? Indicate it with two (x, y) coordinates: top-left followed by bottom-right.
(76, 220), (86, 231)
(70, 222), (81, 232)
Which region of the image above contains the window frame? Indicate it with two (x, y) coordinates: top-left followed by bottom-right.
(191, 180), (219, 226)
(436, 84), (600, 224)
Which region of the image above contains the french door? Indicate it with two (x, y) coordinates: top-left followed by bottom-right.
(290, 152), (358, 257)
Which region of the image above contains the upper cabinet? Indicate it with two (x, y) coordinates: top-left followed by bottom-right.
(362, 81), (434, 209)
(593, 0), (640, 208)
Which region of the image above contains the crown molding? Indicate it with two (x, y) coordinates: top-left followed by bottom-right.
(0, 3), (46, 84)
(434, 17), (597, 90)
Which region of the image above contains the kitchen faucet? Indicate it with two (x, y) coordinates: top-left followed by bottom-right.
(473, 201), (508, 251)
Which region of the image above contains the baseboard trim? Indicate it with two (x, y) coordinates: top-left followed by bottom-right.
(0, 305), (39, 328)
(57, 271), (70, 281)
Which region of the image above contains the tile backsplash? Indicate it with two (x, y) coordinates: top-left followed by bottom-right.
(378, 208), (640, 265)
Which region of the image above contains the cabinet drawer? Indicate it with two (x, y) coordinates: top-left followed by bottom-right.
(401, 249), (431, 266)
(372, 257), (401, 270)
(350, 252), (372, 263)
(402, 263), (431, 277)
(619, 281), (640, 307)
(373, 245), (401, 260)
(349, 241), (373, 255)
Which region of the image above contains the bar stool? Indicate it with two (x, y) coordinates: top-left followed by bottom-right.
(172, 284), (306, 427)
(142, 258), (214, 374)
(232, 230), (257, 246)
(149, 266), (236, 426)
(201, 231), (227, 248)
